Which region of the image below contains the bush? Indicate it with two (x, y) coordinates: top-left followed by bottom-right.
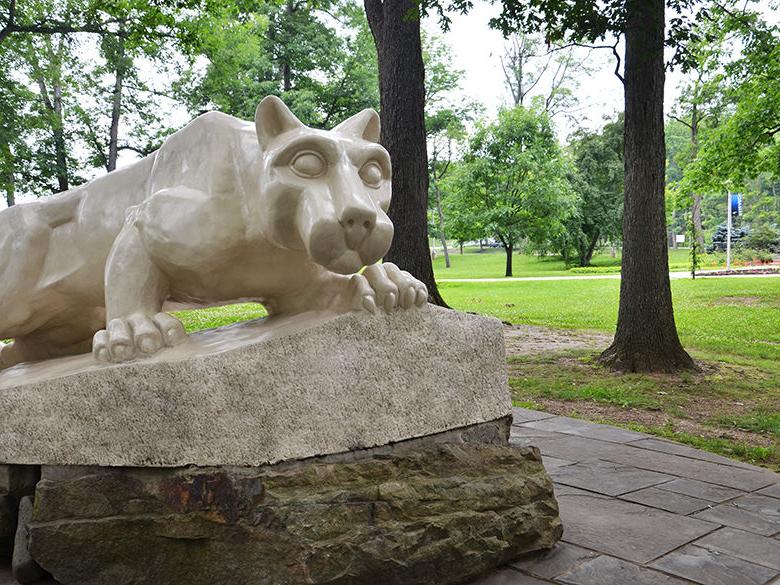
(744, 223), (780, 253)
(736, 248), (774, 264)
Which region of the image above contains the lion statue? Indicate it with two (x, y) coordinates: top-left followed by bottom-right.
(0, 96), (427, 369)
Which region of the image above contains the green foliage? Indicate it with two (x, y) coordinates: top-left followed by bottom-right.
(181, 1), (378, 128)
(449, 106), (575, 273)
(561, 115), (624, 267)
(680, 10), (780, 193)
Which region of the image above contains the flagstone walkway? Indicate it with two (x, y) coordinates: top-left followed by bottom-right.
(2, 407), (779, 585)
(474, 407), (780, 585)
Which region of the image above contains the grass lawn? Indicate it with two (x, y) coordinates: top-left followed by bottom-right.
(432, 246), (721, 279)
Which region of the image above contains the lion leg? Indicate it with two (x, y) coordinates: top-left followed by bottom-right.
(0, 308), (105, 369)
(92, 221), (185, 363)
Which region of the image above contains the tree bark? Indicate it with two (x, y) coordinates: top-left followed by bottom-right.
(364, 0), (447, 307)
(0, 134), (14, 207)
(107, 38), (125, 172)
(504, 243), (513, 277)
(579, 231), (599, 266)
(431, 165), (451, 269)
(599, 0), (696, 372)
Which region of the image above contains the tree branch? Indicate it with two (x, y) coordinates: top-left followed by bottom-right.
(668, 114), (693, 129)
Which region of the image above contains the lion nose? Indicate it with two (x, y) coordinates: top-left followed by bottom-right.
(340, 205), (376, 249)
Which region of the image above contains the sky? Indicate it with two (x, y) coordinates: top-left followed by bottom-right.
(423, 2), (685, 139)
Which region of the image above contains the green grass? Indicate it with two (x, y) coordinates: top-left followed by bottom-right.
(440, 277), (780, 361)
(432, 246), (720, 279)
(174, 303), (266, 333)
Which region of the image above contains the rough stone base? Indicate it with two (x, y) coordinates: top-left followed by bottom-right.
(0, 467), (38, 559)
(28, 443), (562, 585)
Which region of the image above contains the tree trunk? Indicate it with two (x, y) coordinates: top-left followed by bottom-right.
(364, 0), (447, 307)
(599, 0), (696, 372)
(106, 31), (128, 173)
(504, 243), (513, 277)
(107, 41), (125, 172)
(432, 173), (450, 268)
(580, 231), (599, 266)
(689, 108), (705, 249)
(51, 80), (68, 192)
(460, 242), (463, 254)
(0, 135), (14, 207)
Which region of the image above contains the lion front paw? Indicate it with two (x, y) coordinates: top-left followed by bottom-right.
(350, 262), (428, 313)
(92, 312), (186, 363)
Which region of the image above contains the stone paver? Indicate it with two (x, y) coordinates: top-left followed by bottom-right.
(471, 408), (780, 585)
(602, 445), (776, 491)
(654, 478), (745, 504)
(556, 492), (717, 563)
(694, 527), (780, 570)
(693, 493), (780, 536)
(551, 460), (674, 497)
(626, 438), (760, 470)
(523, 416), (648, 444)
(512, 543), (599, 580)
(649, 545), (779, 585)
(556, 555), (692, 585)
(512, 407), (557, 424)
(619, 486), (711, 515)
(758, 483), (780, 499)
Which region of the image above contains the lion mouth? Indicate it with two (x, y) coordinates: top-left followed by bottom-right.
(306, 218), (392, 274)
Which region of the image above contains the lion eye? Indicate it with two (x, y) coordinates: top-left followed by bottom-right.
(291, 152), (326, 177)
(359, 161), (383, 187)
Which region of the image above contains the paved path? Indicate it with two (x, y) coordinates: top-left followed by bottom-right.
(473, 407), (780, 585)
(439, 270), (780, 283)
(2, 409), (779, 585)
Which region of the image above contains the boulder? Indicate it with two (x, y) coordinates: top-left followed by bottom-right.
(29, 443), (562, 585)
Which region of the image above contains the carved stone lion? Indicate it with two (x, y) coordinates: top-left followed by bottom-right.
(0, 97), (427, 368)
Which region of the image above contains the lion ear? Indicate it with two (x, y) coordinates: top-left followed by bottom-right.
(333, 109), (380, 143)
(255, 96), (304, 148)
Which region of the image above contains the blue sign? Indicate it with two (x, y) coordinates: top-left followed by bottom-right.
(729, 193), (743, 217)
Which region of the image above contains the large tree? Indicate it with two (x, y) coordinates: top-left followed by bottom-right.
(363, 0), (446, 305)
(453, 106), (574, 277)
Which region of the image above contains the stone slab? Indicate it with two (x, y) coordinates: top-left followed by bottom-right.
(619, 486), (711, 515)
(511, 408), (556, 425)
(550, 461), (674, 497)
(649, 545), (779, 585)
(556, 556), (691, 585)
(627, 438), (760, 470)
(693, 494), (780, 536)
(602, 446), (777, 491)
(556, 493), (717, 564)
(522, 417), (648, 444)
(511, 542), (599, 580)
(27, 443), (562, 585)
(694, 527), (780, 571)
(0, 307), (511, 467)
(758, 483), (780, 499)
(0, 495), (13, 559)
(654, 478), (745, 503)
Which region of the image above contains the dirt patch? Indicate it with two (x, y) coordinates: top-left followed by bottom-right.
(712, 295), (763, 306)
(503, 324), (612, 356)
